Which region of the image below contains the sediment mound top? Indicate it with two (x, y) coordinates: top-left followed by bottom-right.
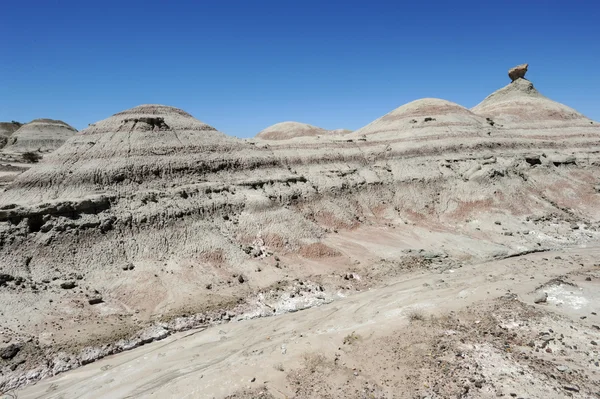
(471, 78), (597, 128)
(256, 122), (328, 140)
(83, 104), (219, 136)
(353, 98), (489, 138)
(328, 128), (353, 135)
(0, 104), (274, 205)
(5, 118), (77, 152)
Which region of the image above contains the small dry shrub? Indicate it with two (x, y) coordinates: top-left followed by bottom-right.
(302, 353), (328, 374)
(407, 309), (426, 322)
(343, 331), (362, 345)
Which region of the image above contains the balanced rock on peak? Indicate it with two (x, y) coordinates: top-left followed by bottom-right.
(508, 63), (528, 82)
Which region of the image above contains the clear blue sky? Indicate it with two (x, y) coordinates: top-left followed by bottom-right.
(1, 0), (599, 137)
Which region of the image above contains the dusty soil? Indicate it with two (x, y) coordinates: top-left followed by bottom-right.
(9, 245), (600, 398)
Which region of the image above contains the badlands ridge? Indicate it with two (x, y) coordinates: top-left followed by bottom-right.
(1, 69), (600, 397)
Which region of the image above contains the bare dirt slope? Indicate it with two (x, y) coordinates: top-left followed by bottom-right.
(13, 245), (600, 398)
(1, 75), (600, 393)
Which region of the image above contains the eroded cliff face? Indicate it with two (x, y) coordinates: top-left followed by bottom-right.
(1, 80), (600, 390)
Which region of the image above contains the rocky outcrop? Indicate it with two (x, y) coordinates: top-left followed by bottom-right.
(4, 119), (76, 153)
(508, 63), (528, 81)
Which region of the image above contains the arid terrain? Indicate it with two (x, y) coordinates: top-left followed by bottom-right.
(1, 67), (600, 398)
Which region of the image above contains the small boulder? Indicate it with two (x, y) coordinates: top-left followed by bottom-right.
(508, 63), (528, 81)
(60, 281), (77, 289)
(533, 292), (548, 304)
(121, 263), (135, 271)
(88, 296), (104, 305)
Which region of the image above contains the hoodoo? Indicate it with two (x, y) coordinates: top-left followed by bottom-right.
(508, 63), (528, 81)
(472, 74), (598, 130)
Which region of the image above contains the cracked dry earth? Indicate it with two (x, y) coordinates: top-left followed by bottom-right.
(11, 245), (600, 399)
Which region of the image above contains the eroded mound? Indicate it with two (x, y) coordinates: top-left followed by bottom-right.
(5, 119), (76, 152)
(0, 122), (21, 138)
(352, 98), (489, 138)
(0, 122), (21, 150)
(472, 78), (598, 128)
(256, 122), (328, 140)
(328, 128), (352, 135)
(0, 104), (277, 206)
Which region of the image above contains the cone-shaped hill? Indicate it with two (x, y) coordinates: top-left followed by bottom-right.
(472, 78), (598, 130)
(255, 121), (329, 140)
(4, 119), (77, 152)
(352, 98), (490, 140)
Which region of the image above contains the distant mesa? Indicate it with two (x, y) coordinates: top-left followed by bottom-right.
(508, 63), (528, 82)
(353, 98), (488, 138)
(5, 118), (77, 153)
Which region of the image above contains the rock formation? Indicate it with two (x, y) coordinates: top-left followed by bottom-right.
(0, 122), (21, 138)
(4, 118), (77, 153)
(472, 78), (598, 130)
(508, 63), (528, 81)
(1, 76), (600, 392)
(255, 121), (329, 140)
(351, 98), (489, 141)
(0, 122), (22, 149)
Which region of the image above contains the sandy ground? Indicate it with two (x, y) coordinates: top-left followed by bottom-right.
(11, 244), (600, 399)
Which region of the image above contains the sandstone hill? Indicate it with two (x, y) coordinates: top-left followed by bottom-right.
(472, 78), (598, 130)
(0, 122), (21, 147)
(0, 119), (76, 190)
(328, 128), (353, 135)
(255, 121), (328, 140)
(1, 70), (600, 392)
(4, 118), (77, 153)
(0, 122), (21, 136)
(255, 122), (351, 140)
